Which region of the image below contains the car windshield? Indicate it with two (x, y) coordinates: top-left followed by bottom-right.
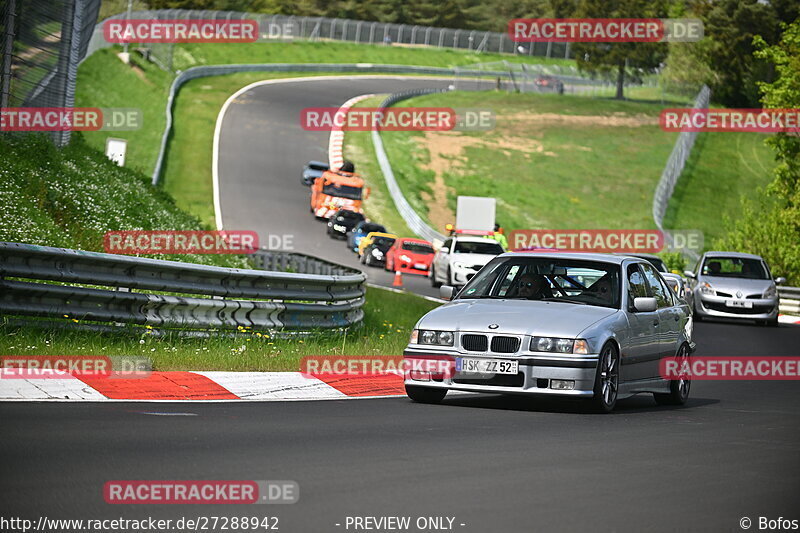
(458, 257), (621, 309)
(644, 257), (667, 272)
(372, 237), (395, 249)
(322, 183), (362, 200)
(453, 241), (503, 255)
(361, 224), (385, 234)
(403, 242), (433, 254)
(307, 162), (328, 171)
(336, 211), (363, 222)
(702, 257), (769, 280)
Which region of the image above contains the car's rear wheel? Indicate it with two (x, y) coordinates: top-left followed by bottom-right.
(430, 265), (442, 288)
(405, 385), (447, 404)
(588, 342), (619, 413)
(654, 343), (691, 406)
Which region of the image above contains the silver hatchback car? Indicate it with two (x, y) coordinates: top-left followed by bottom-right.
(685, 251), (784, 326)
(403, 253), (695, 412)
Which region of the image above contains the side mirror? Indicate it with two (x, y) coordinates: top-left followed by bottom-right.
(775, 276), (787, 285)
(633, 297), (658, 313)
(440, 247), (449, 254)
(683, 270), (696, 279)
(440, 285), (456, 301)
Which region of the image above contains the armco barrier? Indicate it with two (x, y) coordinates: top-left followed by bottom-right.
(152, 63), (508, 186)
(0, 242), (365, 331)
(371, 89), (451, 244)
(779, 286), (800, 316)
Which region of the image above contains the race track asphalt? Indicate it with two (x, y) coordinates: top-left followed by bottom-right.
(216, 76), (480, 299)
(2, 319), (799, 531)
(3, 76), (798, 532)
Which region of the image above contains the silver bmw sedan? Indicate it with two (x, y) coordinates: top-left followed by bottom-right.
(403, 252), (695, 412)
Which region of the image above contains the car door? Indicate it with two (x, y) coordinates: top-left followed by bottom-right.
(641, 263), (676, 376)
(435, 239), (453, 283)
(648, 266), (683, 358)
(623, 263), (661, 381)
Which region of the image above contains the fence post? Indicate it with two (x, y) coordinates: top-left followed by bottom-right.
(0, 0), (16, 109)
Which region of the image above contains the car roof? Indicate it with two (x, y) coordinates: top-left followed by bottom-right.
(704, 251), (763, 260)
(613, 252), (661, 261)
(366, 232), (396, 239)
(500, 251), (632, 264)
(450, 236), (497, 243)
(399, 238), (432, 245)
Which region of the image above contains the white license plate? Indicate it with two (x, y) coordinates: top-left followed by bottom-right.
(725, 299), (753, 308)
(456, 357), (518, 375)
(414, 263), (427, 270)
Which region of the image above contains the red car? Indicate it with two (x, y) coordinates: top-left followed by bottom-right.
(385, 238), (435, 275)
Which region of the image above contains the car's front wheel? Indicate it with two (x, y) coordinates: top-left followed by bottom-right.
(654, 343), (691, 406)
(405, 385), (447, 404)
(588, 342), (619, 413)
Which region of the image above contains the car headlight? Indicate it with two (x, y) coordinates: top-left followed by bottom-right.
(400, 254), (412, 262)
(452, 261), (466, 269)
(763, 285), (777, 299)
(413, 329), (455, 346)
(531, 337), (588, 354)
(700, 282), (714, 295)
(371, 249), (383, 258)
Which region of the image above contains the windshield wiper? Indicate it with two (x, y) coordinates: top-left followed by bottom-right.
(540, 297), (589, 305)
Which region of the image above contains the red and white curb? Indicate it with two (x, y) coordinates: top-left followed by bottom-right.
(328, 93), (375, 170)
(0, 371), (406, 402)
(779, 314), (800, 325)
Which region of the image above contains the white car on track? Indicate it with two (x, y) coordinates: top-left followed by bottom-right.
(430, 236), (504, 289)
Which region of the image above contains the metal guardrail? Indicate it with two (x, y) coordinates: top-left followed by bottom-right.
(83, 10), (571, 65)
(0, 242), (366, 332)
(371, 89), (450, 244)
(652, 85), (711, 261)
(152, 63), (508, 186)
(778, 286), (800, 315)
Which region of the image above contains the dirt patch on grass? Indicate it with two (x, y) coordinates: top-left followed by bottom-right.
(414, 130), (561, 231)
(498, 112), (657, 128)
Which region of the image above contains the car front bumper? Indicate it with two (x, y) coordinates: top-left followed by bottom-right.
(695, 293), (778, 320)
(403, 348), (598, 397)
(395, 260), (430, 275)
(450, 265), (482, 285)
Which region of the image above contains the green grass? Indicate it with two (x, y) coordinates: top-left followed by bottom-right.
(76, 48), (173, 176)
(0, 287), (438, 370)
(75, 41), (573, 225)
(663, 131), (776, 244)
(0, 133), (248, 268)
(373, 91), (677, 234)
(169, 40), (573, 71)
